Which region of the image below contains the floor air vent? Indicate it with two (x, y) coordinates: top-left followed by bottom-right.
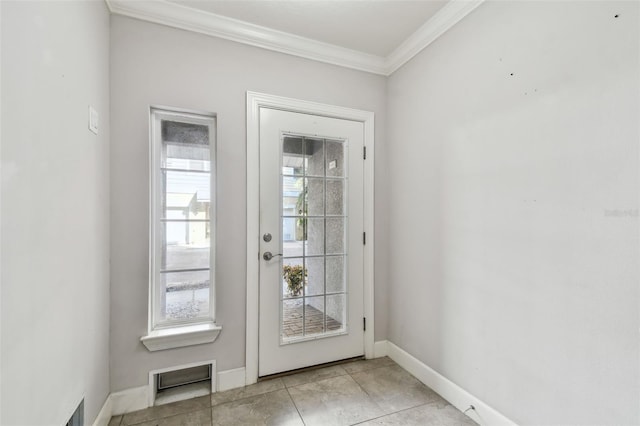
(66, 400), (83, 426)
(150, 360), (216, 406)
(157, 364), (212, 391)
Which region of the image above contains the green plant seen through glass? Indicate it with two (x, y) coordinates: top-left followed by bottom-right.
(295, 186), (307, 240)
(283, 264), (307, 296)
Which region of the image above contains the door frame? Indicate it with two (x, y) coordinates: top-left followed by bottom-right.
(245, 91), (375, 385)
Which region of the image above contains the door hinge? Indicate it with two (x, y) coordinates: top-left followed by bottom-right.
(363, 146), (367, 160)
(363, 317), (366, 331)
(363, 232), (366, 245)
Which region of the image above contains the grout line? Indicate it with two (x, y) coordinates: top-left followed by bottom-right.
(347, 369), (375, 403)
(348, 402), (433, 426)
(281, 358), (397, 389)
(345, 361), (397, 377)
(123, 394), (212, 425)
(212, 387), (285, 408)
(283, 369), (349, 389)
(133, 359), (463, 426)
(123, 361), (397, 426)
(285, 386), (307, 426)
(153, 407), (211, 425)
(346, 361), (445, 426)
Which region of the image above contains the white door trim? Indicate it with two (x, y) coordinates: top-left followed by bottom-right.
(246, 91), (375, 385)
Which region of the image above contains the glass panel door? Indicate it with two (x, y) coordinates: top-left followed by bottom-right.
(258, 106), (365, 377)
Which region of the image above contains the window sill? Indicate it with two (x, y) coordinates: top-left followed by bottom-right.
(141, 322), (222, 352)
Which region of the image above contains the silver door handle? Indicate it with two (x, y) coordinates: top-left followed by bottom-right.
(263, 252), (282, 261)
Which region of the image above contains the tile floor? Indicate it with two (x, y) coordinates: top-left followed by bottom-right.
(108, 357), (477, 426)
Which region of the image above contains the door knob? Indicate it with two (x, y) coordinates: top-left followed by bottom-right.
(263, 252), (282, 261)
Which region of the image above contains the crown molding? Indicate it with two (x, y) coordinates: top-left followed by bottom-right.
(105, 0), (484, 76)
(105, 0), (388, 75)
(386, 0), (485, 74)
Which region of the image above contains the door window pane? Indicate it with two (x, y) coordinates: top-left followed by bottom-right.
(326, 179), (344, 216)
(282, 218), (303, 257)
(326, 140), (345, 178)
(305, 178), (324, 216)
(282, 299), (304, 339)
(326, 294), (346, 333)
(304, 296), (325, 336)
(304, 138), (324, 177)
(280, 135), (348, 343)
(282, 258), (305, 299)
(305, 218), (324, 256)
(282, 176), (304, 217)
(326, 218), (345, 255)
(326, 256), (345, 294)
(282, 136), (304, 176)
(305, 257), (325, 297)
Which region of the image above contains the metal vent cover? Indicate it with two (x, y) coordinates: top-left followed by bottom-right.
(157, 364), (212, 391)
(66, 400), (84, 426)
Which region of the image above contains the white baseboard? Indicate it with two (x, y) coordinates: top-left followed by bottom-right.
(93, 348), (513, 425)
(91, 396), (113, 426)
(110, 386), (149, 416)
(217, 367), (246, 391)
(385, 341), (516, 426)
(94, 366), (249, 422)
(373, 340), (389, 358)
(95, 348), (513, 425)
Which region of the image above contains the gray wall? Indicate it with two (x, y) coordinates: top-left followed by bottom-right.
(1, 1), (111, 424)
(386, 1), (638, 424)
(110, 15), (388, 392)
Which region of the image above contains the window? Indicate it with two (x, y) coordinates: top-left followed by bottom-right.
(149, 107), (216, 333)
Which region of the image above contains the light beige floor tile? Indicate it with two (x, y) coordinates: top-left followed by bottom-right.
(287, 374), (385, 426)
(357, 403), (478, 425)
(122, 396), (210, 425)
(281, 364), (348, 388)
(351, 365), (445, 414)
(132, 408), (211, 426)
(211, 389), (303, 426)
(343, 357), (396, 374)
(119, 362), (462, 426)
(211, 378), (284, 406)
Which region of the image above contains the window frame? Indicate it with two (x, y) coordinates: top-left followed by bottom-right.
(149, 107), (217, 332)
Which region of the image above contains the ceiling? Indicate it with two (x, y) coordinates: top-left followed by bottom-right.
(165, 1), (448, 57)
(106, 0), (484, 75)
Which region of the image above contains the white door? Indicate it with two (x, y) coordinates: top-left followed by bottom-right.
(259, 107), (365, 377)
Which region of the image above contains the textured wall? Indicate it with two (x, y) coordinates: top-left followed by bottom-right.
(1, 1), (111, 424)
(386, 1), (639, 424)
